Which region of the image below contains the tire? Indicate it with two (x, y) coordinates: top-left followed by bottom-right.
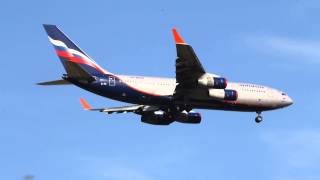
(255, 116), (263, 123)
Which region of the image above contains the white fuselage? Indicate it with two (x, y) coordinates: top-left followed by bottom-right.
(116, 74), (293, 111)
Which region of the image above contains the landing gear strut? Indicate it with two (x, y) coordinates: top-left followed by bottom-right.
(255, 112), (263, 123)
(175, 105), (193, 112)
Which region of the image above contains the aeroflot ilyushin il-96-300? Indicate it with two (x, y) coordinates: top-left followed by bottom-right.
(39, 24), (293, 125)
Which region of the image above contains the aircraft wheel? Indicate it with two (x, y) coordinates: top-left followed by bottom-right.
(255, 115), (263, 123)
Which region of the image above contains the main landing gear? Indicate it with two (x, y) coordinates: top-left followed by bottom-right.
(255, 111), (263, 123)
(175, 105), (193, 112)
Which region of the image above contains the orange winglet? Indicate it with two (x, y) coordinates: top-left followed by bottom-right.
(172, 28), (186, 44)
(80, 98), (92, 110)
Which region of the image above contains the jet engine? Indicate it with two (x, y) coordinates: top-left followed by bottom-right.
(208, 89), (238, 101)
(141, 111), (201, 125)
(141, 112), (173, 125)
(174, 112), (201, 124)
(198, 74), (227, 89)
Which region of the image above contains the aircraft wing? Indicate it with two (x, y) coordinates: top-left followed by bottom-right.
(172, 29), (208, 101)
(80, 98), (159, 114)
(173, 28), (206, 89)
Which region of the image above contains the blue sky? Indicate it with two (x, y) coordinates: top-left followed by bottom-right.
(0, 0), (319, 179)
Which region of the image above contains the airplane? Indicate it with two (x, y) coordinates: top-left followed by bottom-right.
(38, 24), (293, 125)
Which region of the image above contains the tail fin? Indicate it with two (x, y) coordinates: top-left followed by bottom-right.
(43, 24), (110, 81)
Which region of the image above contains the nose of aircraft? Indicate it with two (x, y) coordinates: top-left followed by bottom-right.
(286, 96), (293, 106)
(278, 91), (293, 108)
(283, 95), (294, 107)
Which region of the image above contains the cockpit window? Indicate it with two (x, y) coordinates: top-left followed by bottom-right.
(282, 93), (287, 96)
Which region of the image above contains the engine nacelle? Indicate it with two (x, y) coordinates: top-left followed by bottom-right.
(208, 89), (238, 101)
(141, 111), (201, 125)
(198, 74), (227, 89)
(174, 112), (201, 124)
(141, 112), (173, 125)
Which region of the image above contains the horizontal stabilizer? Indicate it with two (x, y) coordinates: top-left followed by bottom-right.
(37, 79), (71, 85)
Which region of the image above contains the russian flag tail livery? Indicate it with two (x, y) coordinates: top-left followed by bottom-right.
(43, 24), (110, 80)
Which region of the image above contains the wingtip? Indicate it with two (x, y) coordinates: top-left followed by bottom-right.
(80, 98), (92, 110)
(172, 28), (186, 44)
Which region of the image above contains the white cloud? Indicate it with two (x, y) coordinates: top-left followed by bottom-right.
(247, 36), (320, 63)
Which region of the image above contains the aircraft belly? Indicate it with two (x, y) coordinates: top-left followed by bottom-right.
(189, 100), (276, 112)
(188, 92), (277, 112)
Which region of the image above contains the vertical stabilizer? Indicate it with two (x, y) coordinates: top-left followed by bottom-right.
(43, 24), (110, 80)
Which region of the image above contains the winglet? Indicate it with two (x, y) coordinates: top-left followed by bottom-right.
(172, 28), (186, 44)
(80, 98), (92, 110)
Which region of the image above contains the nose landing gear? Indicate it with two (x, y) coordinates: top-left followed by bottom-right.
(255, 111), (263, 123)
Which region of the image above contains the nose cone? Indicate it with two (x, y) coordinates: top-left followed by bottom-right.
(277, 91), (293, 108)
(282, 95), (293, 108)
(286, 96), (294, 106)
